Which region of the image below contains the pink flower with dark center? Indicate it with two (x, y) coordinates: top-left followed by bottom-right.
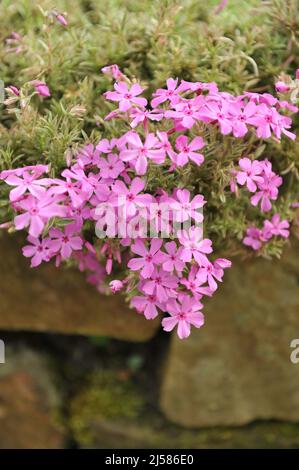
(104, 82), (147, 112)
(178, 227), (213, 266)
(197, 258), (231, 292)
(77, 144), (101, 168)
(22, 236), (53, 267)
(120, 132), (165, 175)
(229, 101), (257, 138)
(128, 238), (165, 278)
(162, 295), (205, 339)
(3, 170), (51, 202)
(243, 227), (264, 250)
(156, 131), (176, 162)
(151, 78), (183, 108)
(48, 223), (83, 259)
(142, 267), (178, 303)
(14, 193), (66, 237)
(129, 108), (163, 128)
(62, 166), (101, 200)
(236, 158), (263, 192)
(250, 162), (282, 212)
(98, 153), (125, 179)
(180, 266), (212, 298)
(130, 293), (162, 319)
(161, 241), (185, 273)
(111, 177), (153, 217)
(165, 98), (203, 129)
(263, 214), (290, 238)
(200, 100), (232, 135)
(171, 189), (205, 223)
(175, 135), (205, 167)
(49, 177), (84, 208)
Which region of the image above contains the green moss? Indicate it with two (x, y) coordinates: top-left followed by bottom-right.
(69, 371), (144, 446)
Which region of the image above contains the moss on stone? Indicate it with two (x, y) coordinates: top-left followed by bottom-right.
(69, 371), (144, 446)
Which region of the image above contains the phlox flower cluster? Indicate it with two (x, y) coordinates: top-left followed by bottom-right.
(1, 64), (297, 338)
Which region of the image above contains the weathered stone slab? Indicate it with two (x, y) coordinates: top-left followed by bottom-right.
(160, 240), (299, 427)
(0, 234), (158, 341)
(0, 346), (64, 448)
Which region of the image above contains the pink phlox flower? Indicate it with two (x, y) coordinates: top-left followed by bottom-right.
(128, 238), (165, 278)
(0, 165), (49, 180)
(22, 235), (53, 267)
(236, 158), (264, 192)
(171, 188), (205, 223)
(62, 166), (101, 200)
(180, 266), (212, 298)
(179, 80), (218, 94)
(111, 177), (153, 217)
(229, 101), (257, 138)
(101, 64), (126, 81)
(77, 144), (101, 168)
(243, 227), (264, 250)
(130, 293), (163, 320)
(141, 267), (179, 303)
(174, 135), (205, 167)
(165, 99), (203, 129)
(49, 177), (85, 208)
(250, 161), (282, 212)
(161, 241), (185, 273)
(104, 81), (147, 112)
(31, 80), (51, 97)
(96, 138), (118, 154)
(109, 280), (124, 293)
(3, 170), (52, 202)
(151, 78), (183, 108)
(196, 258), (231, 292)
(178, 227), (213, 265)
(263, 214), (290, 238)
(98, 153), (125, 179)
(162, 295), (204, 339)
(156, 131), (176, 162)
(66, 202), (91, 227)
(14, 193), (67, 237)
(48, 223), (83, 259)
(129, 107), (164, 128)
(120, 132), (166, 174)
(200, 99), (232, 135)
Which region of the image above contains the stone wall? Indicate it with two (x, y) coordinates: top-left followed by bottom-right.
(1, 234), (299, 446)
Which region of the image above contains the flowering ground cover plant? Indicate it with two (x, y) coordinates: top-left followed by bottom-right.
(1, 1), (299, 339)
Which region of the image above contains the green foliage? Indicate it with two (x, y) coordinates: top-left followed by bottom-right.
(0, 0), (299, 258)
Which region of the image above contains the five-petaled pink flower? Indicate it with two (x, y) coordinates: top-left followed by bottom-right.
(175, 136), (205, 167)
(236, 158), (263, 192)
(14, 193), (66, 237)
(162, 295), (205, 339)
(104, 82), (147, 112)
(48, 223), (83, 259)
(128, 238), (164, 278)
(178, 227), (213, 266)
